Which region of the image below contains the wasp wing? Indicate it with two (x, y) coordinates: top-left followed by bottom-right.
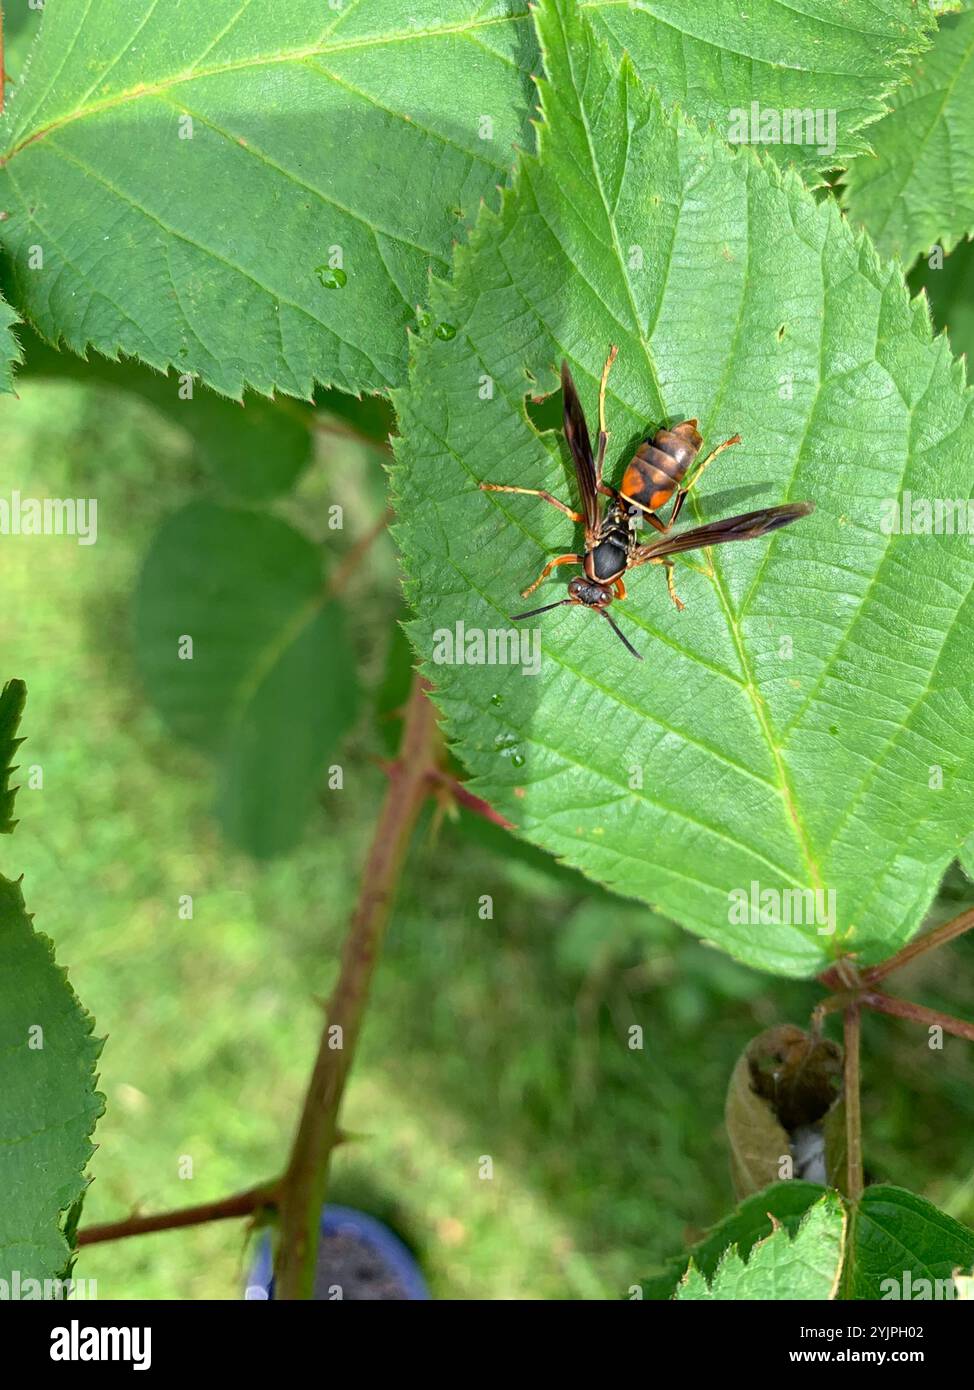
(561, 361), (600, 532)
(631, 502), (814, 565)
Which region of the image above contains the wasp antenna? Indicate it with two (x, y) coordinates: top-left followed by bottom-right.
(510, 598), (574, 621)
(600, 607), (642, 660)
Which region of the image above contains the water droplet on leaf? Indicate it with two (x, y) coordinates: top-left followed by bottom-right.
(434, 321), (457, 340)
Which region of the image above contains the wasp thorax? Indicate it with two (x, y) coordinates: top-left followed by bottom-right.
(588, 538), (626, 582)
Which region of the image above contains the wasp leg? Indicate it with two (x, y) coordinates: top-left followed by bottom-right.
(595, 344), (619, 489)
(479, 482), (584, 522)
(668, 433), (742, 527)
(521, 553), (583, 598)
(613, 578), (628, 601)
(664, 562), (686, 612)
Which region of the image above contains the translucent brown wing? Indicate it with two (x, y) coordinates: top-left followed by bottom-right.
(630, 502), (814, 566)
(561, 361), (600, 532)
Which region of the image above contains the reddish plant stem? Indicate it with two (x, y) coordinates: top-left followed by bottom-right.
(77, 1184), (277, 1247)
(861, 906), (974, 985)
(273, 675), (441, 1299)
(73, 681), (512, 1263)
(862, 991), (974, 1043)
(844, 1004), (863, 1203)
(425, 767), (515, 830)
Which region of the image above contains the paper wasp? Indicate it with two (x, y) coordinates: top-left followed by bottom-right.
(479, 346), (814, 659)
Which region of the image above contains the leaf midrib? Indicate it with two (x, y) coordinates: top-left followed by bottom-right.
(677, 152), (826, 898)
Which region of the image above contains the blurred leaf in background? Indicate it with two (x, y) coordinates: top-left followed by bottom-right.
(911, 236), (974, 376)
(18, 328), (313, 502)
(0, 0), (42, 90)
(135, 502), (359, 859)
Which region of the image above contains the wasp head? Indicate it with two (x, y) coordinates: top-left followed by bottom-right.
(567, 576), (613, 608)
(510, 576), (640, 659)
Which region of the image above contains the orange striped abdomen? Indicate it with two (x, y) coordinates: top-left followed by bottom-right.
(620, 419), (702, 513)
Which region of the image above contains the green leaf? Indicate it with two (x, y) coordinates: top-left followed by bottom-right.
(650, 1183), (974, 1301)
(0, 678), (27, 834)
(843, 1185), (974, 1299)
(135, 501), (359, 857)
(588, 0), (933, 181)
(0, 286), (21, 392)
(0, 0), (535, 399)
(641, 1179), (826, 1299)
(394, 0), (974, 978)
(676, 1192), (845, 1299)
(0, 2), (932, 398)
(0, 877), (104, 1288)
(842, 12), (974, 268)
(0, 686), (103, 1287)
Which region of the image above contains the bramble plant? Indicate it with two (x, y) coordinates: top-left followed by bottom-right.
(1, 0), (974, 1306)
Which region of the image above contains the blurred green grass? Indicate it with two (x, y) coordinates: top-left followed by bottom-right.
(1, 374), (973, 1299)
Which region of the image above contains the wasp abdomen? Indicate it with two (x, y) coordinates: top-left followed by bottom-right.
(621, 419), (702, 513)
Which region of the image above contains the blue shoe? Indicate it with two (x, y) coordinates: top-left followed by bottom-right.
(246, 1204), (429, 1300)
